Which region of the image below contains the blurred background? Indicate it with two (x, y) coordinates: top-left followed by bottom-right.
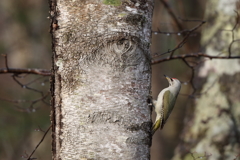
(151, 0), (205, 159)
(0, 0), (51, 159)
(0, 0), (206, 159)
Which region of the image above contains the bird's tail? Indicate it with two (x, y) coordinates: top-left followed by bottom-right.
(152, 118), (161, 135)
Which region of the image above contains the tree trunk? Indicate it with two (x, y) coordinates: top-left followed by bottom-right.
(172, 0), (240, 160)
(49, 0), (154, 159)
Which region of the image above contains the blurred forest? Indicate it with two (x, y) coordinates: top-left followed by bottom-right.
(1, 0), (238, 160)
(0, 0), (52, 159)
(151, 1), (206, 160)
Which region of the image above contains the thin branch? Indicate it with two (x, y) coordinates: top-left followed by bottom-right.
(0, 91), (50, 112)
(2, 54), (9, 69)
(182, 58), (197, 94)
(0, 68), (51, 76)
(228, 39), (240, 57)
(228, 11), (240, 57)
(0, 53), (51, 111)
(25, 76), (48, 86)
(152, 29), (189, 36)
(151, 10), (240, 100)
(152, 20), (206, 58)
(0, 54), (51, 76)
(12, 75), (44, 95)
(159, 0), (183, 31)
(177, 17), (206, 22)
(180, 78), (218, 99)
(152, 52), (240, 65)
(27, 125), (52, 160)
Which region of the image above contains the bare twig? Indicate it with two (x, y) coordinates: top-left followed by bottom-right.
(2, 54), (9, 69)
(24, 76), (49, 86)
(12, 75), (44, 95)
(0, 68), (51, 76)
(159, 0), (183, 31)
(152, 52), (240, 65)
(152, 20), (206, 58)
(27, 125), (52, 160)
(182, 58), (197, 94)
(152, 8), (240, 101)
(1, 54), (51, 76)
(0, 91), (50, 112)
(233, 154), (240, 160)
(177, 17), (206, 22)
(0, 54), (51, 111)
(152, 29), (190, 36)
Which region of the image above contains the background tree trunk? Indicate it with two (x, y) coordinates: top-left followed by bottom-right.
(49, 0), (154, 159)
(172, 0), (240, 160)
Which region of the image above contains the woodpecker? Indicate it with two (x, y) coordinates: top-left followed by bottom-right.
(152, 75), (181, 135)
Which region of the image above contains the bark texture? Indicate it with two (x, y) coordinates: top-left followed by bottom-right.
(172, 0), (240, 160)
(49, 0), (154, 159)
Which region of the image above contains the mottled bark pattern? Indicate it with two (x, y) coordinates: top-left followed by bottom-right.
(50, 0), (153, 159)
(172, 0), (240, 160)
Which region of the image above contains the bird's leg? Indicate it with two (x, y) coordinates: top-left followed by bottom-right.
(147, 95), (155, 111)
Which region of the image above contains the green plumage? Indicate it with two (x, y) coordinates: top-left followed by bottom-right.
(152, 118), (161, 134)
(152, 90), (177, 134)
(161, 90), (176, 129)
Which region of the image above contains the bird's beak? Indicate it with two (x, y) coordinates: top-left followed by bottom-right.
(164, 75), (171, 83)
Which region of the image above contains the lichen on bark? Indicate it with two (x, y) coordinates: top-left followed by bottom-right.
(50, 0), (154, 159)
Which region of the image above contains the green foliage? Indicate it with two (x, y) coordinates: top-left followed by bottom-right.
(103, 0), (121, 6)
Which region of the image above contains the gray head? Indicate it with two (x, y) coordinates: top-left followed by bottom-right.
(164, 75), (181, 91)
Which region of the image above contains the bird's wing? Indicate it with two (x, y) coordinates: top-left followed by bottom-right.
(160, 90), (174, 129)
(152, 118), (161, 135)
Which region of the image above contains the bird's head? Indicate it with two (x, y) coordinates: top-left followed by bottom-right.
(164, 75), (181, 88)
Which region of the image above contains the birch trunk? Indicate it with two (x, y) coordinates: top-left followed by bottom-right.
(49, 0), (154, 159)
(172, 0), (240, 160)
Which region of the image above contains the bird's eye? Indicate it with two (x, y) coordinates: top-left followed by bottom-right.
(170, 78), (173, 81)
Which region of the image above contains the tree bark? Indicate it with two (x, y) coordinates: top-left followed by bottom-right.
(49, 0), (154, 159)
(172, 0), (240, 160)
